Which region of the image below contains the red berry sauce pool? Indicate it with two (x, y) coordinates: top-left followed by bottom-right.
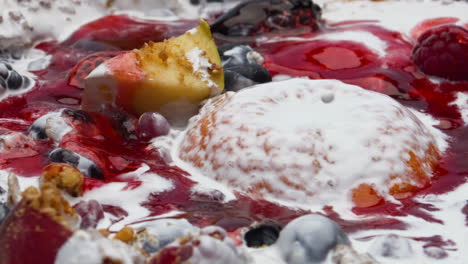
(0, 14), (467, 239)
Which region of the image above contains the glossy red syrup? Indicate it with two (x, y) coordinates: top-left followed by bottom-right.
(258, 18), (468, 224)
(0, 14), (466, 238)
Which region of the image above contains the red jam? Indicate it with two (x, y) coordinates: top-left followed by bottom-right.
(0, 15), (467, 235)
(258, 19), (468, 226)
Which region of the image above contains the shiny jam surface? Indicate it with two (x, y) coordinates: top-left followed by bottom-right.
(1, 15), (467, 235)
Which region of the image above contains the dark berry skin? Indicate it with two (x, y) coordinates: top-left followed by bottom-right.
(219, 44), (252, 68)
(62, 109), (94, 123)
(48, 148), (80, 167)
(48, 148), (104, 180)
(219, 44), (272, 91)
(22, 76), (31, 89)
(227, 64), (272, 84)
(218, 43), (247, 55)
(6, 70), (23, 90)
(224, 64), (272, 91)
(3, 62), (12, 71)
(211, 0), (322, 37)
(0, 77), (6, 90)
(244, 222), (282, 247)
(0, 63), (8, 79)
(0, 62), (31, 90)
(224, 70), (256, 91)
(0, 203), (11, 225)
(412, 25), (468, 81)
(88, 164), (104, 180)
(29, 123), (48, 140)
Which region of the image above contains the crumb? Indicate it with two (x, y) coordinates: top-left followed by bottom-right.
(114, 226), (135, 243)
(22, 183), (78, 228)
(41, 163), (84, 197)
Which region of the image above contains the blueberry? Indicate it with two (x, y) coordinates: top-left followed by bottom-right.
(0, 63), (8, 78)
(29, 113), (59, 140)
(11, 50), (22, 60)
(277, 214), (350, 264)
(0, 203), (10, 225)
(224, 69), (256, 92)
(49, 148), (105, 180)
(6, 70), (23, 90)
(227, 23), (257, 37)
(62, 109), (94, 123)
(0, 77), (6, 90)
(22, 76), (31, 89)
(227, 64), (272, 84)
(211, 0), (322, 37)
(218, 43), (244, 55)
(219, 44), (271, 87)
(244, 222), (282, 247)
(29, 123), (48, 140)
(88, 164), (104, 180)
(48, 148), (80, 167)
(4, 62), (12, 71)
(220, 45), (252, 68)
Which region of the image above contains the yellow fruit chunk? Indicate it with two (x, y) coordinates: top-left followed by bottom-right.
(134, 20), (223, 114)
(83, 20), (224, 125)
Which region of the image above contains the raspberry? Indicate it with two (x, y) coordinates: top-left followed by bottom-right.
(412, 25), (468, 81)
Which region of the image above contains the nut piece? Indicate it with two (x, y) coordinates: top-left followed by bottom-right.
(114, 226), (135, 243)
(22, 183), (78, 228)
(99, 229), (111, 238)
(41, 163), (84, 197)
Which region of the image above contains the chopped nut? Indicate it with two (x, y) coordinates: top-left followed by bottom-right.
(21, 183), (78, 228)
(99, 229), (111, 237)
(158, 50), (168, 61)
(210, 64), (222, 74)
(41, 163), (84, 197)
(114, 226), (135, 243)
